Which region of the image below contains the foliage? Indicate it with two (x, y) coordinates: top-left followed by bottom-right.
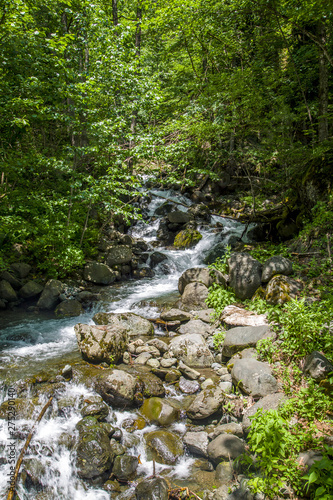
(206, 284), (236, 316)
(208, 245), (232, 275)
(212, 329), (226, 350)
(304, 445), (333, 500)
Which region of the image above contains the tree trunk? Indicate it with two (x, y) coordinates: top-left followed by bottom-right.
(112, 0), (118, 26)
(318, 21), (329, 142)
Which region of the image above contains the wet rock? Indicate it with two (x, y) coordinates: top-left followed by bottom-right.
(0, 397), (37, 420)
(228, 253), (262, 300)
(76, 417), (114, 479)
(133, 266), (155, 279)
(81, 398), (110, 421)
(55, 299), (84, 318)
(21, 458), (48, 489)
(83, 262), (116, 285)
(105, 245), (132, 266)
(37, 279), (64, 310)
(165, 368), (181, 382)
(19, 280), (44, 299)
(110, 438), (126, 456)
(10, 262), (31, 278)
(187, 387), (225, 420)
(93, 312), (154, 337)
(94, 370), (139, 407)
(223, 325), (275, 357)
(75, 323), (128, 364)
(231, 359), (278, 397)
(144, 430), (184, 464)
(179, 376), (200, 394)
(0, 279), (17, 302)
(262, 256), (293, 282)
(265, 275), (303, 305)
(160, 308), (192, 322)
(135, 477), (169, 500)
(138, 370), (166, 398)
(61, 364), (72, 379)
(207, 434), (245, 464)
(184, 431), (209, 457)
(150, 251), (168, 267)
(178, 361), (201, 380)
(1, 270), (22, 289)
(242, 392), (288, 434)
(174, 228), (202, 248)
(169, 333), (214, 367)
(140, 397), (180, 426)
(220, 305), (268, 327)
(303, 351), (333, 382)
(112, 455), (138, 481)
(178, 267), (226, 295)
(167, 210), (190, 224)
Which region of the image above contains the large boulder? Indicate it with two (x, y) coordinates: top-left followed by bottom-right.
(231, 359), (278, 397)
(150, 251), (168, 267)
(223, 325), (275, 357)
(178, 267), (226, 294)
(265, 275), (303, 305)
(169, 333), (214, 367)
(261, 256), (293, 282)
(1, 270), (22, 289)
(167, 210), (190, 224)
(174, 228), (202, 248)
(303, 351), (333, 382)
(187, 386), (225, 420)
(105, 245), (132, 266)
(55, 299), (84, 318)
(94, 369), (139, 407)
(74, 324), (128, 364)
(144, 430), (184, 465)
(10, 262), (31, 279)
(93, 312), (154, 336)
(181, 282), (209, 310)
(37, 279), (64, 310)
(83, 262), (116, 285)
(0, 280), (18, 302)
(220, 305), (268, 327)
(207, 434), (245, 464)
(140, 397), (180, 426)
(76, 417), (114, 479)
(19, 281), (44, 299)
(228, 253), (262, 300)
(242, 393), (288, 433)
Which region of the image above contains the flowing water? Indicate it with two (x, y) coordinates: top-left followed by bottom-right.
(0, 187), (254, 499)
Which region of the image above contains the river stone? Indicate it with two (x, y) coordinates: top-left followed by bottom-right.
(223, 325), (275, 357)
(181, 282), (209, 310)
(178, 267), (226, 295)
(0, 397), (37, 420)
(135, 477), (169, 500)
(140, 397), (180, 426)
(75, 323), (128, 364)
(10, 262), (31, 278)
(209, 422), (243, 440)
(191, 308), (216, 323)
(169, 333), (214, 367)
(138, 370), (165, 398)
(160, 308), (192, 322)
(133, 266), (155, 279)
(144, 430), (184, 465)
(179, 376), (200, 394)
(184, 431), (209, 457)
(303, 351), (333, 382)
(242, 392), (288, 433)
(136, 345), (160, 356)
(204, 242), (227, 265)
(0, 280), (17, 301)
(1, 270), (22, 289)
(83, 262), (116, 285)
(220, 305), (268, 327)
(112, 455), (138, 481)
(207, 434), (245, 464)
(37, 279), (64, 310)
(160, 357), (177, 368)
(231, 359), (278, 398)
(165, 368), (181, 382)
(187, 387), (225, 420)
(228, 253), (262, 300)
(55, 299), (84, 318)
(178, 319), (214, 338)
(147, 338), (169, 353)
(81, 399), (110, 421)
(174, 228), (203, 248)
(93, 311), (154, 336)
(150, 251), (168, 267)
(215, 462), (234, 483)
(262, 256), (293, 282)
(105, 245), (132, 266)
(147, 358), (160, 369)
(76, 417), (114, 479)
(167, 210), (190, 224)
(94, 369), (139, 407)
(265, 274), (303, 305)
(178, 360), (201, 380)
(18, 280), (43, 299)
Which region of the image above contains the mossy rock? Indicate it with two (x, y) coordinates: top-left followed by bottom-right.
(174, 229), (202, 249)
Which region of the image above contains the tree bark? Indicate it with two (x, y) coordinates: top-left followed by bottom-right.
(318, 21), (329, 142)
(112, 0), (118, 26)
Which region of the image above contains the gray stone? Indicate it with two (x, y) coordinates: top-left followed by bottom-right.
(160, 358), (177, 368)
(37, 279), (64, 310)
(209, 422), (243, 440)
(223, 325), (275, 357)
(76, 417), (113, 479)
(207, 434), (245, 464)
(167, 210), (190, 224)
(147, 338), (169, 353)
(1, 270), (22, 289)
(231, 359), (278, 397)
(179, 376), (200, 394)
(191, 308), (216, 323)
(94, 369), (138, 408)
(105, 245), (132, 266)
(10, 262), (31, 279)
(165, 368), (182, 383)
(135, 477), (169, 500)
(262, 256), (293, 282)
(181, 282), (209, 310)
(184, 431), (209, 457)
(160, 308), (192, 322)
(134, 352), (152, 365)
(242, 392), (288, 433)
(93, 311), (154, 336)
(297, 450), (323, 472)
(19, 281), (44, 299)
(81, 399), (110, 421)
(187, 387), (225, 420)
(147, 358), (160, 369)
(178, 319), (214, 338)
(215, 462), (234, 483)
(178, 361), (201, 380)
(75, 323), (128, 364)
(228, 253), (262, 300)
(83, 262), (116, 285)
(0, 280), (17, 301)
(150, 251), (168, 267)
(219, 381), (232, 393)
(112, 455), (138, 481)
(303, 351), (333, 382)
(178, 267), (226, 295)
(144, 430), (184, 465)
(55, 299), (84, 318)
(169, 333), (214, 367)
